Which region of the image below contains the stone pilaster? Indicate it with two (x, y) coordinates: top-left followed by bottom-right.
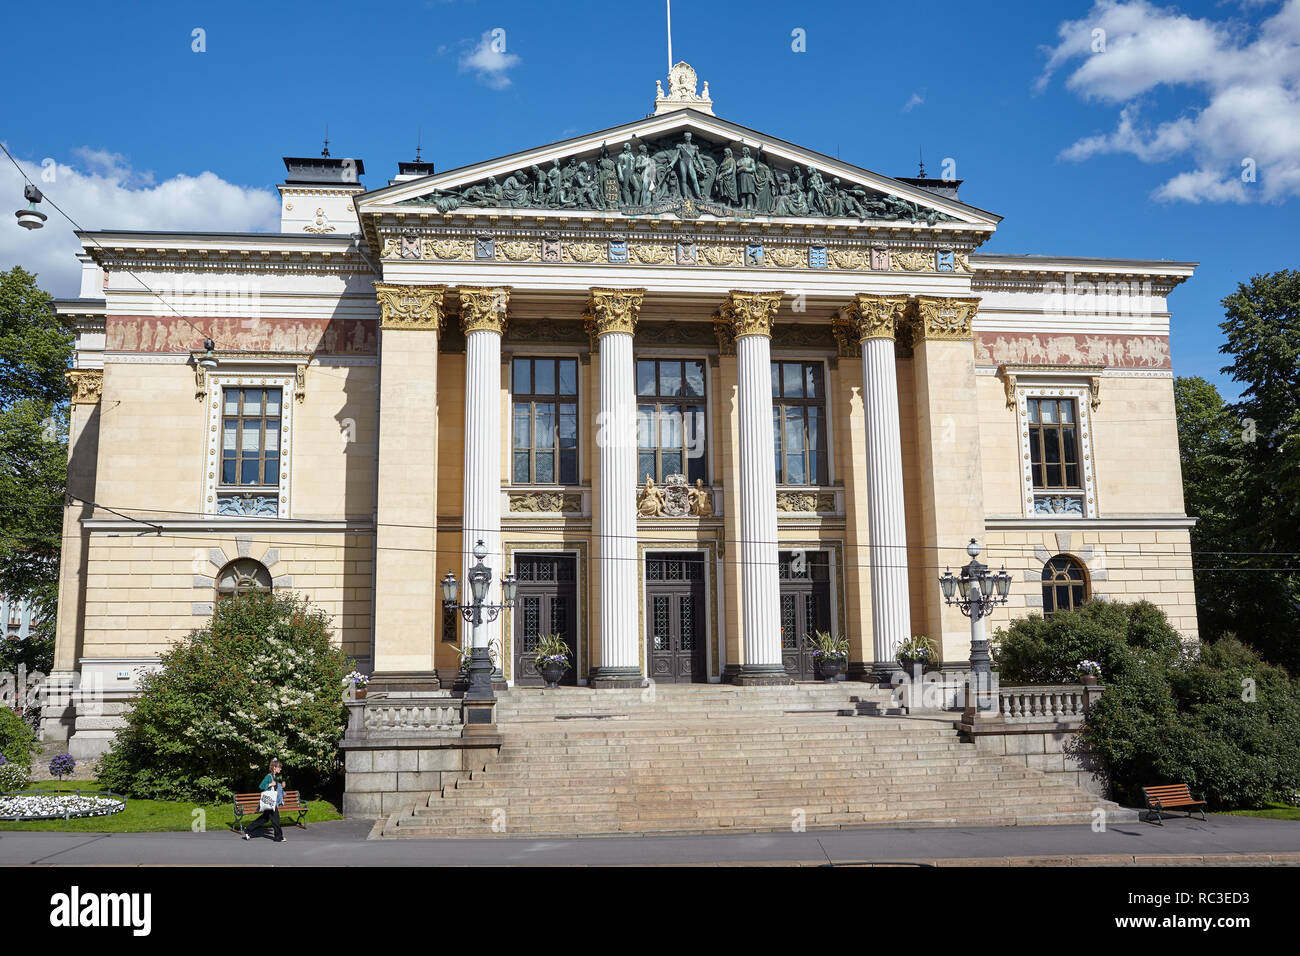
(458, 287), (510, 662)
(370, 283), (447, 688)
(850, 294), (913, 676)
(719, 290), (791, 685)
(586, 288), (645, 687)
(909, 295), (987, 667)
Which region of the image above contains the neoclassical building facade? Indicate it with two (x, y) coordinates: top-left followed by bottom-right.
(46, 67), (1199, 753)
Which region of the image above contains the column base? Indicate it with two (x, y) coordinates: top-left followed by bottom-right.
(846, 661), (885, 684)
(726, 664), (794, 686)
(366, 671), (442, 694)
(588, 666), (645, 689)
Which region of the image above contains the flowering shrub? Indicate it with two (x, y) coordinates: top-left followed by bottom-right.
(0, 707), (37, 768)
(97, 592), (348, 802)
(48, 753), (75, 779)
(0, 760), (28, 791)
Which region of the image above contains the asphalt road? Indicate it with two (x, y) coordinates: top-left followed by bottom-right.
(3, 816), (1299, 866)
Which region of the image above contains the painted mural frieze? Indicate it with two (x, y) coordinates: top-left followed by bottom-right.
(398, 131), (957, 225)
(976, 332), (1172, 369)
(106, 315), (378, 355)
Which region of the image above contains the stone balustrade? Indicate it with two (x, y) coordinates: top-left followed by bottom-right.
(349, 697), (463, 738)
(997, 684), (1097, 723)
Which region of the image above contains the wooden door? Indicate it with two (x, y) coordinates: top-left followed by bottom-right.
(645, 553), (707, 683)
(779, 550), (832, 680)
(512, 553), (578, 686)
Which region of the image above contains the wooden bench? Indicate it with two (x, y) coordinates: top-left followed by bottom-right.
(233, 790), (310, 832)
(1142, 784), (1207, 825)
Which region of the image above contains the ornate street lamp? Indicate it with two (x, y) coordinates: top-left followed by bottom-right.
(938, 539), (1012, 718)
(441, 539), (518, 711)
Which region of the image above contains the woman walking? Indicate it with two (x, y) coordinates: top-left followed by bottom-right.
(242, 758), (286, 842)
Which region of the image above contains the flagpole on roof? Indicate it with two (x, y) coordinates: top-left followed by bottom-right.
(667, 0), (673, 73)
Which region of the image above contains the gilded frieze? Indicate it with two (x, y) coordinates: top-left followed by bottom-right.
(374, 283), (447, 331)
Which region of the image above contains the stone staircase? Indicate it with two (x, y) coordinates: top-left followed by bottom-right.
(378, 684), (1132, 838)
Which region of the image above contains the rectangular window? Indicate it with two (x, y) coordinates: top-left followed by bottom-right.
(221, 387), (282, 488)
(1028, 397), (1081, 489)
(512, 357), (579, 485)
(771, 361), (827, 485)
(635, 358), (707, 484)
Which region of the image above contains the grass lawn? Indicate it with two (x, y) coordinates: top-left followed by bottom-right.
(0, 779), (343, 832)
(1226, 802), (1300, 822)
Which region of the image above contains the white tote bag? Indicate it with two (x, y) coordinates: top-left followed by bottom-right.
(258, 788), (278, 812)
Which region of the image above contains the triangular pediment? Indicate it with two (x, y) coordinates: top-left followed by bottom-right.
(357, 111), (999, 229)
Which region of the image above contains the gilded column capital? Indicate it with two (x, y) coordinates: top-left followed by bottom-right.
(373, 282), (448, 331)
(458, 286), (511, 335)
(914, 295), (980, 342)
(719, 289), (782, 340)
(584, 287), (645, 338)
(849, 294), (910, 342)
(65, 369), (103, 404)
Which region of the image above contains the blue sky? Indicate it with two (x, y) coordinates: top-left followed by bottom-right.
(3, 0), (1297, 398)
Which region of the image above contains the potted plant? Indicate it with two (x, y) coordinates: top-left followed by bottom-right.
(343, 669), (370, 699)
(806, 630), (848, 682)
(896, 635), (938, 675)
(534, 633), (572, 688)
(1077, 660), (1102, 686)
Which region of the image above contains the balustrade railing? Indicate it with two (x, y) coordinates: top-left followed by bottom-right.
(345, 696), (463, 738)
(997, 684), (1097, 723)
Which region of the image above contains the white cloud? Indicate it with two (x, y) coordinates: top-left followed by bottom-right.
(458, 30), (520, 89)
(1040, 0), (1300, 203)
(902, 91), (925, 112)
(0, 146), (279, 296)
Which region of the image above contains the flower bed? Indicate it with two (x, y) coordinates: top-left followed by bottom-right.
(0, 790), (127, 821)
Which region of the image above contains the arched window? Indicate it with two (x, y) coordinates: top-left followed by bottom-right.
(1041, 555), (1088, 615)
(215, 559), (272, 602)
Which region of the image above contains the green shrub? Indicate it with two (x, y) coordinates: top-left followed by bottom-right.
(0, 707), (38, 768)
(97, 592), (348, 803)
(994, 601), (1300, 809)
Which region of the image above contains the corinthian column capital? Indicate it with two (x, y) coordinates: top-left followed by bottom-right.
(65, 369), (103, 404)
(584, 287), (645, 337)
(850, 294), (910, 342)
(914, 295), (980, 342)
(458, 286), (511, 335)
(373, 282), (448, 331)
(719, 289), (783, 340)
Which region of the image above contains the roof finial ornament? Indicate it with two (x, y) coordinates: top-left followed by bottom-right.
(415, 128), (422, 163)
(918, 146), (926, 179)
(322, 124), (330, 158)
(654, 61), (714, 115)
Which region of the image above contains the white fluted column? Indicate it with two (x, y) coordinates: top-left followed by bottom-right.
(459, 287), (509, 660)
(854, 295), (913, 671)
(587, 288), (645, 686)
(722, 290), (791, 684)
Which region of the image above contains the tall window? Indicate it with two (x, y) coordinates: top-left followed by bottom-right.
(512, 358), (578, 484)
(1028, 397), (1081, 490)
(222, 387), (281, 488)
(1042, 555), (1088, 614)
(772, 361), (828, 485)
(636, 359), (707, 484)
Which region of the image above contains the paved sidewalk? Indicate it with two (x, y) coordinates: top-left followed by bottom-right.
(2, 816), (1299, 866)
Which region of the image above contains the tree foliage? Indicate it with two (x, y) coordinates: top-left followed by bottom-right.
(97, 592), (349, 802)
(1173, 269), (1300, 673)
(995, 602), (1300, 808)
(0, 266), (71, 656)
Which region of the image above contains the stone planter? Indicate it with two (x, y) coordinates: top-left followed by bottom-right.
(538, 661), (568, 689)
(1080, 675), (1098, 687)
(817, 657), (845, 682)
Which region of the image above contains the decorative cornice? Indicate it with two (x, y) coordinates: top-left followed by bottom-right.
(373, 283), (447, 331)
(914, 295), (980, 342)
(66, 369), (104, 404)
(719, 290), (782, 340)
(458, 286), (511, 335)
(584, 287), (645, 338)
